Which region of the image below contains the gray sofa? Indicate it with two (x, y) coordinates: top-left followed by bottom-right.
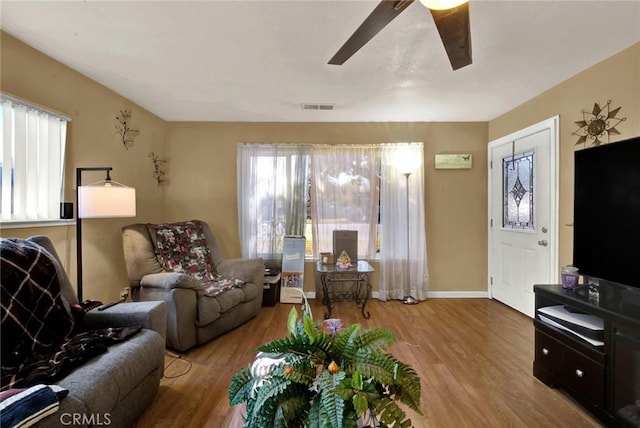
(122, 220), (264, 352)
(1, 236), (166, 428)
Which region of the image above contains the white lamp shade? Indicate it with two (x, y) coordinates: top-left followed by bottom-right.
(393, 148), (422, 175)
(419, 0), (468, 10)
(78, 183), (136, 218)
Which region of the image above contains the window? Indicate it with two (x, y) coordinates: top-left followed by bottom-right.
(1, 95), (69, 222)
(239, 144), (385, 261)
(503, 150), (535, 229)
(238, 142), (429, 300)
(253, 153), (309, 255)
(310, 145), (380, 261)
(237, 144), (310, 261)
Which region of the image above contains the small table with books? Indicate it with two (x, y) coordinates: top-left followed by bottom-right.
(316, 260), (374, 319)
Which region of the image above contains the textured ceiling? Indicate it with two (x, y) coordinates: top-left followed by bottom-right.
(1, 0), (639, 122)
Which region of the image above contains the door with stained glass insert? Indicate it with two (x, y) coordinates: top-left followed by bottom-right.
(488, 117), (558, 317)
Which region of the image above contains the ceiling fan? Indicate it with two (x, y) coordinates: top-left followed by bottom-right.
(328, 0), (472, 70)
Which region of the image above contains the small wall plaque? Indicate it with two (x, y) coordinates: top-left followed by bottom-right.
(435, 154), (472, 169)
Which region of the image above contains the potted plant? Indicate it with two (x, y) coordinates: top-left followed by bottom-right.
(229, 293), (422, 427)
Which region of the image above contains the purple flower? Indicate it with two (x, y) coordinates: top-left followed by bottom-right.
(323, 318), (344, 336)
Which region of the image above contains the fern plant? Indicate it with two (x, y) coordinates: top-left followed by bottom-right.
(229, 295), (422, 427)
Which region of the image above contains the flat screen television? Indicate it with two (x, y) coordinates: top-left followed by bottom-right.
(573, 136), (640, 288)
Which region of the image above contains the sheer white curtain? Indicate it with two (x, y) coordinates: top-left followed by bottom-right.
(310, 145), (379, 260)
(379, 143), (429, 301)
(1, 97), (67, 221)
(237, 143), (309, 259)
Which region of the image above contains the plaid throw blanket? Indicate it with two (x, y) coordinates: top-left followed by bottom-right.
(1, 239), (75, 371)
(1, 238), (140, 391)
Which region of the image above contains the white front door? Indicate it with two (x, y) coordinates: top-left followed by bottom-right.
(488, 117), (559, 317)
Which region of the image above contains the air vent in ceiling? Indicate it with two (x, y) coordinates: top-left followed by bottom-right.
(302, 103), (334, 111)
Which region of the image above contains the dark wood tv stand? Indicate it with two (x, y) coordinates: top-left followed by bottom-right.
(534, 283), (640, 427)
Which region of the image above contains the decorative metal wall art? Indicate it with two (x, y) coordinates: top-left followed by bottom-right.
(571, 100), (626, 147)
(149, 152), (168, 187)
(115, 109), (140, 149)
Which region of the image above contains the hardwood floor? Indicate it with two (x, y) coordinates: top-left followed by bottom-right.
(134, 298), (603, 427)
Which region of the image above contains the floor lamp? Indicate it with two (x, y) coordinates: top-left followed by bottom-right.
(402, 172), (419, 305)
(394, 148), (420, 305)
(76, 167), (136, 302)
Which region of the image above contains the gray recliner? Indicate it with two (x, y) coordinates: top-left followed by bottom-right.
(1, 235), (166, 428)
(122, 220), (264, 352)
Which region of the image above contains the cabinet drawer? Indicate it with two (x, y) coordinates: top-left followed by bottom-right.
(562, 346), (605, 408)
(535, 329), (563, 376)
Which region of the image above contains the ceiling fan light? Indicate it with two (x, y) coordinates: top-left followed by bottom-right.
(419, 0), (468, 11)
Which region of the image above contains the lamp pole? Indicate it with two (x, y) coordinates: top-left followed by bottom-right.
(403, 172), (418, 305)
(76, 167), (112, 302)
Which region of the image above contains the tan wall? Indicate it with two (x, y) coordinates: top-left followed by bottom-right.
(0, 30), (489, 301)
(0, 32), (168, 303)
(164, 122), (489, 293)
(5, 29), (634, 300)
(488, 43), (640, 271)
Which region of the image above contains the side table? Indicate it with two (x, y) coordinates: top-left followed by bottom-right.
(316, 260), (374, 319)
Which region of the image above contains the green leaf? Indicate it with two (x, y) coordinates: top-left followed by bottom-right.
(335, 380), (354, 402)
(228, 366), (254, 405)
(307, 398), (322, 428)
(360, 381), (381, 404)
(373, 397), (411, 427)
(249, 376), (294, 425)
(354, 327), (396, 353)
(353, 350), (422, 414)
(318, 370), (346, 428)
(352, 370), (363, 390)
(280, 354), (317, 386)
(274, 386), (311, 426)
(353, 392), (369, 416)
(332, 324), (360, 363)
(353, 350), (396, 385)
(255, 334), (331, 364)
(303, 313), (320, 339)
(287, 306), (299, 335)
(387, 361), (422, 414)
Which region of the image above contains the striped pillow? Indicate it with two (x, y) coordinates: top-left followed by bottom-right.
(0, 384), (68, 428)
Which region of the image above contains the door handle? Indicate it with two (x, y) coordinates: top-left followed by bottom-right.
(538, 239), (548, 246)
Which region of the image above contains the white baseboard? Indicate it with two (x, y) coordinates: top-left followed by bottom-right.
(426, 291), (489, 298)
(304, 291), (489, 299)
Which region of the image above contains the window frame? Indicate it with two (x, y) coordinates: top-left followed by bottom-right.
(245, 146), (383, 261)
(0, 93), (70, 226)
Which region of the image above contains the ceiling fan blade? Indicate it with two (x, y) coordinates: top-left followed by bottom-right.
(329, 0), (415, 65)
(430, 2), (472, 70)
